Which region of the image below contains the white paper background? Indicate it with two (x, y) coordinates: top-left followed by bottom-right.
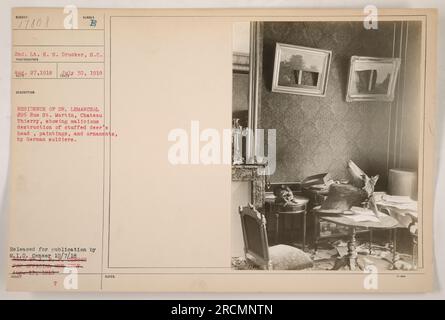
(0, 0), (444, 299)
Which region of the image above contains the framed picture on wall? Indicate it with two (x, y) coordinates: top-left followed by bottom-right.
(271, 43), (332, 96)
(346, 56), (401, 102)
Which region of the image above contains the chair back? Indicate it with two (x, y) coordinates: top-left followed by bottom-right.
(238, 204), (270, 267)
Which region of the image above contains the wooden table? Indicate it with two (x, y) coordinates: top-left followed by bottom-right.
(377, 202), (418, 268)
(315, 209), (401, 270)
(265, 196), (309, 251)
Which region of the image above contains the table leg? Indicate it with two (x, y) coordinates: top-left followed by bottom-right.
(412, 235), (418, 269)
(279, 213), (286, 244)
(369, 229), (373, 255)
(347, 227), (358, 271)
(302, 212), (307, 252)
(314, 212), (319, 253)
(392, 228), (398, 265)
(274, 213), (279, 245)
(332, 227), (362, 271)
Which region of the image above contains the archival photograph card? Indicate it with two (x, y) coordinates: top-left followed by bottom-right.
(7, 7), (436, 292)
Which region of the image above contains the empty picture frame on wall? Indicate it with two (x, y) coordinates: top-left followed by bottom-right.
(346, 56), (401, 102)
(272, 43), (332, 96)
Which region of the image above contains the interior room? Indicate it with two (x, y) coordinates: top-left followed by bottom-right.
(231, 21), (422, 271)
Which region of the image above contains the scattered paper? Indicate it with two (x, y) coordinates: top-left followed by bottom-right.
(336, 246), (349, 257)
(348, 214), (380, 223)
(382, 195), (414, 203)
(376, 194), (418, 213)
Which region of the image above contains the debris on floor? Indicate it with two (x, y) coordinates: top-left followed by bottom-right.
(231, 239), (415, 271)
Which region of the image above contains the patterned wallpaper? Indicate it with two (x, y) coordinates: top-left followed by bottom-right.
(259, 22), (398, 189)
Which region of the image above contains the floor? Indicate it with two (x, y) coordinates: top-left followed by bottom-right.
(232, 237), (416, 271)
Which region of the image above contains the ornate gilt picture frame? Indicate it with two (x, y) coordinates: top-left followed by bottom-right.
(346, 56), (401, 102)
(272, 43), (332, 97)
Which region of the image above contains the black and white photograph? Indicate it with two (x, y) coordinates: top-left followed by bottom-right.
(231, 21), (422, 272)
(1, 3), (442, 298)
